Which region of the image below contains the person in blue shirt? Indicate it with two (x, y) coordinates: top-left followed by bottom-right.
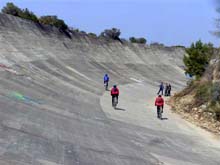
(103, 74), (109, 90)
(157, 82), (164, 95)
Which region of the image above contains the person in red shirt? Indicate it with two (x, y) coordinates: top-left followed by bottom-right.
(111, 85), (119, 106)
(155, 95), (164, 118)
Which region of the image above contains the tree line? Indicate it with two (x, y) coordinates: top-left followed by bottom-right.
(2, 2), (68, 30)
(1, 2), (147, 44)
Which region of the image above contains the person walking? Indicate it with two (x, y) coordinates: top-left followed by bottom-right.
(157, 82), (164, 95)
(167, 83), (171, 96)
(164, 83), (169, 96)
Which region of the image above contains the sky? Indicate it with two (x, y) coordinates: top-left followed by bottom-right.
(0, 0), (219, 47)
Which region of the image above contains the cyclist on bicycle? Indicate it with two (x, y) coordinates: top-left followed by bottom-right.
(155, 95), (164, 118)
(104, 74), (109, 90)
(111, 85), (119, 106)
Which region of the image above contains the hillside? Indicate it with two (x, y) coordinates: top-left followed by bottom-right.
(171, 50), (220, 135)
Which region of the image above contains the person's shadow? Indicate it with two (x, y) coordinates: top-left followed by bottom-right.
(115, 107), (126, 111)
(161, 117), (168, 120)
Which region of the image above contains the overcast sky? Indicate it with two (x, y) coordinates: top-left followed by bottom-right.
(0, 0), (219, 46)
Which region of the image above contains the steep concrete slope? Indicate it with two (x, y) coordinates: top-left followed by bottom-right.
(0, 13), (219, 165)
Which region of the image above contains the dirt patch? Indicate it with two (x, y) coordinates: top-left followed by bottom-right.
(168, 95), (220, 135)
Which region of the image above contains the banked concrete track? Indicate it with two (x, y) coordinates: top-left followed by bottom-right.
(0, 13), (219, 165)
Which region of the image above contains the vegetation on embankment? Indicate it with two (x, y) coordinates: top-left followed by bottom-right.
(183, 40), (214, 79)
(170, 40), (220, 134)
(129, 37), (147, 44)
(1, 2), (150, 45)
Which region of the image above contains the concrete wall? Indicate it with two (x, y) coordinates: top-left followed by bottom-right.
(0, 13), (189, 165)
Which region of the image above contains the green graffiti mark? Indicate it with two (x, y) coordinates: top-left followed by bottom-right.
(9, 92), (43, 104)
(10, 92), (26, 101)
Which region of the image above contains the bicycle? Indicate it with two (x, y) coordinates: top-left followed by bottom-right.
(158, 106), (163, 120)
(104, 82), (108, 91)
(112, 96), (118, 109)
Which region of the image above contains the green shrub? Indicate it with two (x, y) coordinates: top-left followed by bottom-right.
(194, 82), (220, 115)
(80, 31), (87, 34)
(129, 37), (147, 44)
(88, 33), (97, 37)
(184, 40), (214, 79)
(100, 28), (121, 40)
(217, 60), (220, 71)
(129, 37), (136, 43)
(175, 80), (196, 97)
(39, 16), (68, 30)
(195, 82), (211, 105)
(69, 28), (79, 33)
(2, 3), (38, 22)
(191, 81), (220, 120)
(211, 82), (220, 102)
(20, 8), (38, 22)
(2, 2), (22, 16)
(138, 38), (147, 44)
(150, 42), (164, 47)
(208, 82), (220, 114)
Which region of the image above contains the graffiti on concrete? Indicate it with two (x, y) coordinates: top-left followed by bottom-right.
(0, 63), (23, 75)
(0, 64), (9, 69)
(8, 92), (43, 105)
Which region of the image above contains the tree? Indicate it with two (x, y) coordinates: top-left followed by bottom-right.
(138, 38), (147, 44)
(2, 3), (38, 22)
(2, 2), (22, 16)
(20, 8), (38, 22)
(69, 27), (79, 33)
(129, 37), (137, 43)
(39, 16), (68, 30)
(100, 28), (121, 40)
(183, 40), (214, 79)
(88, 33), (97, 37)
(150, 42), (164, 47)
(129, 37), (147, 44)
(99, 32), (105, 38)
(80, 31), (87, 34)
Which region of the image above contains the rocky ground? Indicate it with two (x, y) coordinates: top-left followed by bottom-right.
(169, 94), (220, 135)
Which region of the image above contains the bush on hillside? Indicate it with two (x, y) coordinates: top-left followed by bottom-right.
(138, 38), (147, 44)
(39, 16), (68, 30)
(195, 82), (211, 106)
(88, 33), (97, 37)
(2, 3), (38, 22)
(129, 37), (147, 44)
(20, 8), (38, 22)
(211, 82), (220, 102)
(79, 31), (87, 34)
(2, 2), (22, 16)
(193, 81), (220, 115)
(150, 42), (164, 47)
(183, 40), (214, 79)
(174, 81), (196, 97)
(129, 37), (136, 43)
(100, 28), (121, 40)
(2, 3), (68, 30)
(69, 27), (80, 33)
(173, 45), (185, 48)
